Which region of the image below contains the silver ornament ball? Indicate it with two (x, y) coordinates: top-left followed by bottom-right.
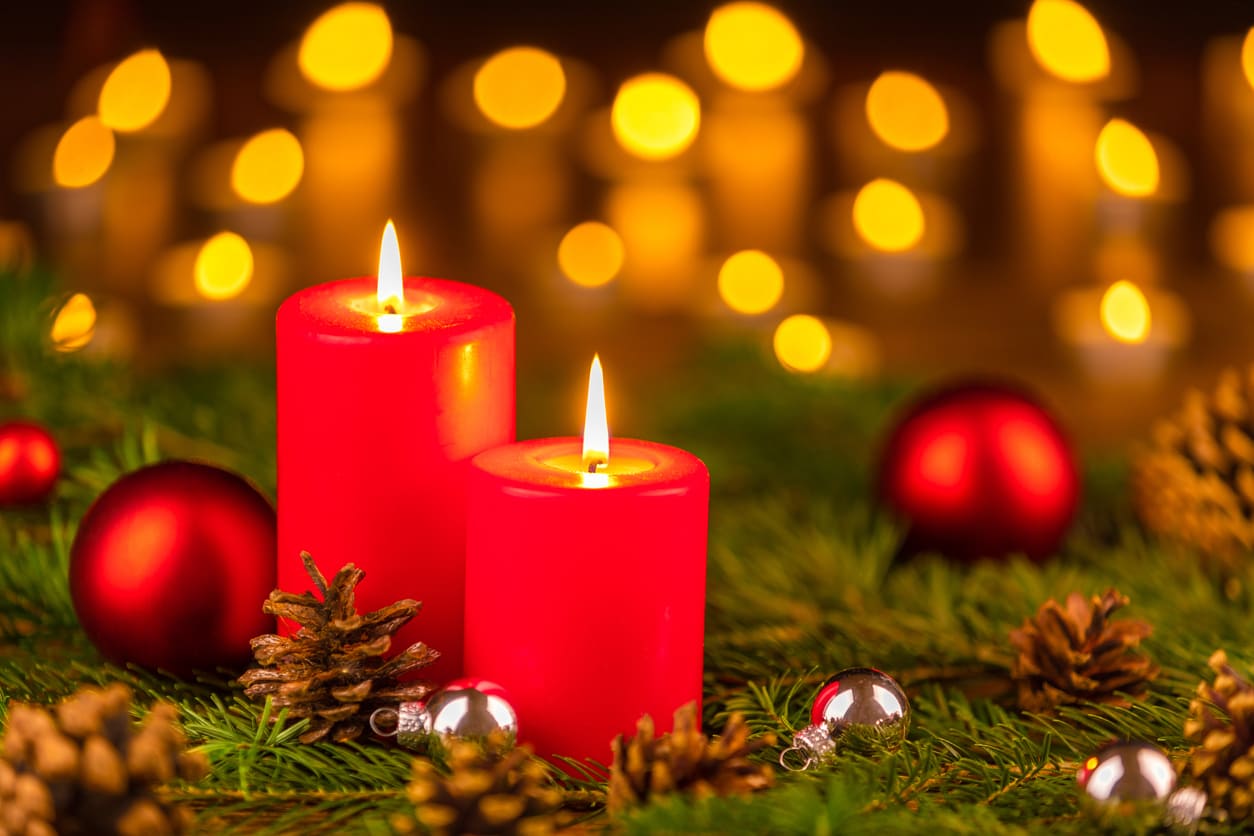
(370, 678), (518, 753)
(1078, 741), (1176, 804)
(815, 667), (910, 745)
(781, 666), (910, 770)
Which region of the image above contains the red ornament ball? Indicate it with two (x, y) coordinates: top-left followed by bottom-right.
(0, 420), (60, 505)
(69, 461), (276, 677)
(877, 381), (1080, 563)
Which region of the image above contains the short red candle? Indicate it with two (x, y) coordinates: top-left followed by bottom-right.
(465, 436), (708, 764)
(277, 243), (514, 681)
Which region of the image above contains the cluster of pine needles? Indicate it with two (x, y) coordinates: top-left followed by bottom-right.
(1, 266), (1253, 833)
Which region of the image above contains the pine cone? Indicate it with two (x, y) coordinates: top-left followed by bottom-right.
(607, 703), (775, 814)
(392, 734), (561, 836)
(1183, 650), (1254, 821)
(1009, 588), (1159, 713)
(1133, 367), (1254, 562)
(239, 552), (439, 744)
(0, 683), (208, 836)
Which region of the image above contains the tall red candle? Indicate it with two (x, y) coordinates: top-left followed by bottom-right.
(277, 223), (514, 680)
(464, 357), (708, 763)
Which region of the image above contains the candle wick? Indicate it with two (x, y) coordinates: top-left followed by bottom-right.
(585, 457), (607, 474)
(383, 302), (398, 315)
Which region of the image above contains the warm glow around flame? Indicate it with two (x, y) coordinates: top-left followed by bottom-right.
(377, 220), (403, 313)
(1095, 119), (1159, 197)
(1026, 0), (1110, 83)
(1100, 280), (1151, 344)
(1243, 28), (1254, 91)
(98, 49), (172, 133)
(703, 2), (804, 92)
(51, 293), (97, 352)
(299, 3), (393, 92)
(582, 355), (609, 471)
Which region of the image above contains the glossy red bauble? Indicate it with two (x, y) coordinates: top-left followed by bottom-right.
(69, 461), (276, 677)
(0, 420), (60, 505)
(877, 381), (1080, 563)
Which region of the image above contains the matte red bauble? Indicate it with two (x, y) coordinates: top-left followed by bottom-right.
(0, 420), (60, 505)
(69, 461), (276, 677)
(877, 381), (1080, 563)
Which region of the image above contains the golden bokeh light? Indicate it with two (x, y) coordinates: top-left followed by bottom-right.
(773, 314), (831, 373)
(194, 232), (254, 301)
(1026, 0), (1110, 83)
(1211, 206), (1254, 273)
(558, 222), (624, 288)
(52, 116), (115, 188)
(852, 179), (925, 252)
(1095, 118), (1159, 197)
(231, 129), (304, 204)
(718, 249), (784, 314)
(51, 293), (97, 352)
(1244, 28), (1254, 91)
(298, 3), (394, 92)
(865, 71), (949, 152)
(98, 49), (172, 132)
(1099, 280), (1151, 344)
(611, 73), (701, 160)
(473, 47), (566, 129)
(703, 2), (804, 92)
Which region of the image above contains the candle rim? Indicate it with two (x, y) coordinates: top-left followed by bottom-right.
(278, 275), (514, 339)
(472, 436), (707, 492)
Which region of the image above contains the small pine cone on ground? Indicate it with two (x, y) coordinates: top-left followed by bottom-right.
(1010, 588), (1159, 713)
(0, 682), (208, 836)
(239, 552), (439, 744)
(392, 733), (561, 836)
(1183, 650), (1254, 821)
(608, 703), (775, 814)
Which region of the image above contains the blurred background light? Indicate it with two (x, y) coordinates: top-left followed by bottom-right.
(1243, 27), (1254, 91)
(852, 178), (925, 252)
(97, 49), (172, 132)
(52, 116), (115, 188)
(717, 249), (784, 314)
(194, 232), (254, 300)
(298, 3), (394, 92)
(1095, 118), (1159, 197)
(474, 47), (566, 129)
(1211, 205), (1254, 273)
(231, 128), (304, 204)
(1099, 279), (1151, 343)
(605, 182), (704, 309)
(50, 293), (97, 352)
(1026, 0), (1110, 83)
(611, 73), (700, 160)
(703, 2), (804, 92)
(773, 314), (831, 373)
(558, 221), (624, 287)
(865, 71), (949, 152)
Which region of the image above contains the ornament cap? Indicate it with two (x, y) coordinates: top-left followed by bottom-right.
(369, 700), (430, 750)
(779, 721), (837, 771)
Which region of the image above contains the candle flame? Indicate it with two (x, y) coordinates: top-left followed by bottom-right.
(582, 354), (609, 472)
(1100, 279), (1151, 344)
(377, 220), (403, 314)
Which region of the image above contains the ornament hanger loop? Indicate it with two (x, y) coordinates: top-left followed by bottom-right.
(779, 745), (813, 772)
(369, 707), (400, 737)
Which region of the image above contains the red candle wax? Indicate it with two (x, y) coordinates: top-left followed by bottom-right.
(277, 265), (514, 681)
(465, 437), (708, 764)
